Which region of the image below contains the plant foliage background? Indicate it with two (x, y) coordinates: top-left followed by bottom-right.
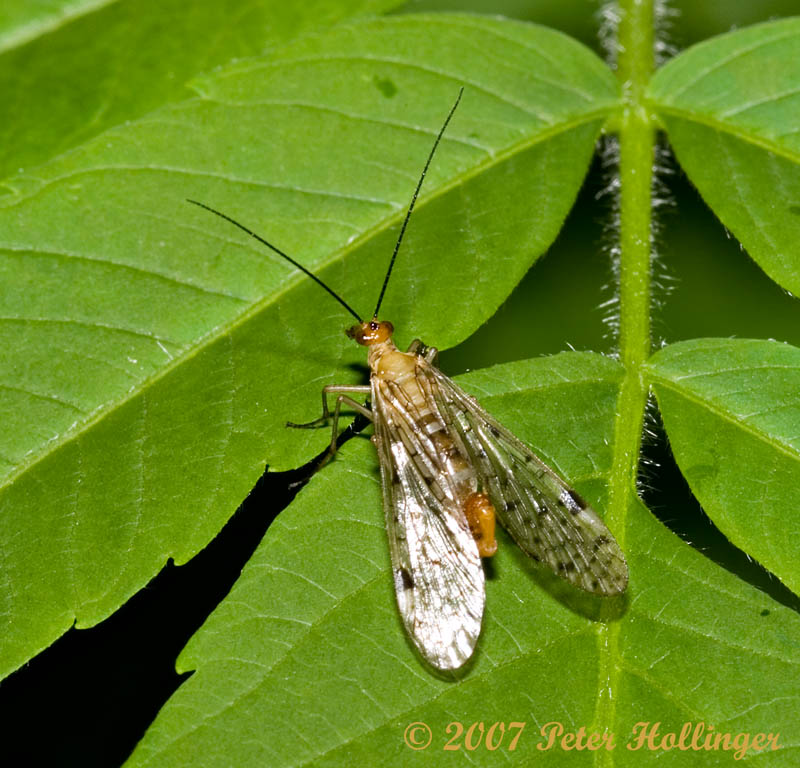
(0, 0), (799, 765)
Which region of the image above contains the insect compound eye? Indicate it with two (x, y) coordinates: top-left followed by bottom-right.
(346, 320), (394, 346)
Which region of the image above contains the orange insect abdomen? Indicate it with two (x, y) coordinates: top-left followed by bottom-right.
(464, 492), (498, 557)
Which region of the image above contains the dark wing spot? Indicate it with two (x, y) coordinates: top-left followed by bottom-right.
(593, 535), (609, 551)
(564, 562), (576, 572)
(505, 500), (517, 511)
(568, 490), (588, 510)
(591, 579), (599, 590)
(489, 426), (501, 438)
(399, 568), (414, 590)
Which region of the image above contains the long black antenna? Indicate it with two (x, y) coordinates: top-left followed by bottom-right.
(187, 199), (363, 322)
(372, 87), (464, 320)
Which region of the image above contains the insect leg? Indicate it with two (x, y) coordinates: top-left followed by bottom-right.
(287, 385), (371, 428)
(406, 339), (439, 365)
(326, 395), (373, 455)
(423, 346), (439, 365)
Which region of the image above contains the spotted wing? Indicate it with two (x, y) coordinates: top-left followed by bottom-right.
(420, 362), (628, 596)
(371, 376), (484, 671)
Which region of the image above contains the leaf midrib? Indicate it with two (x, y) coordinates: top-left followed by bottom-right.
(647, 372), (800, 462)
(0, 0), (115, 53)
(1, 109), (616, 494)
(649, 103), (800, 165)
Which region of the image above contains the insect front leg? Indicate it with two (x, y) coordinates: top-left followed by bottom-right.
(324, 394), (374, 456)
(287, 385), (371, 428)
(287, 385), (372, 456)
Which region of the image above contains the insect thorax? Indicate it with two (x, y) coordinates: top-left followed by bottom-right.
(369, 342), (417, 381)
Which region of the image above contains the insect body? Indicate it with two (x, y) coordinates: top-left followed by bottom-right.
(339, 319), (627, 669)
(352, 320), (489, 669)
(190, 89), (628, 671)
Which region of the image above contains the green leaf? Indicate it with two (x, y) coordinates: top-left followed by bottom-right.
(647, 18), (800, 295)
(647, 338), (800, 596)
(126, 353), (800, 767)
(0, 0), (404, 180)
(0, 15), (618, 678)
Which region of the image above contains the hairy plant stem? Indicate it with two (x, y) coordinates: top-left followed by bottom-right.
(613, 1), (655, 502)
(595, 0), (656, 754)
